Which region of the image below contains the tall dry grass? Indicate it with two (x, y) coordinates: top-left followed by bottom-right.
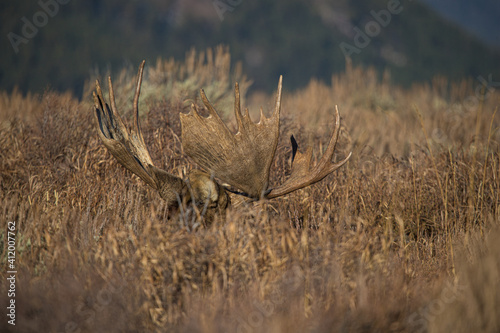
(0, 49), (499, 332)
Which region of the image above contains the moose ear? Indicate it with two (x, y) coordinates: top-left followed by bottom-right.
(290, 135), (298, 164)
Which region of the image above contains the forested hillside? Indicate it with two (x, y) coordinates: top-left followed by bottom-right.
(2, 0), (500, 97)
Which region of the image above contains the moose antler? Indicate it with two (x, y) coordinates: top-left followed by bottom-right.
(267, 106), (352, 198)
(92, 60), (185, 205)
(92, 60), (351, 222)
(180, 77), (281, 199)
(181, 77), (351, 200)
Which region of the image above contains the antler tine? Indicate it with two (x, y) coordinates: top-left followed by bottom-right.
(93, 81), (109, 138)
(105, 75), (128, 141)
(273, 75), (283, 120)
(107, 75), (118, 121)
(93, 79), (121, 145)
(234, 82), (245, 131)
(200, 89), (220, 118)
(318, 105), (351, 174)
(133, 60), (146, 142)
(267, 105), (351, 199)
(126, 60), (154, 167)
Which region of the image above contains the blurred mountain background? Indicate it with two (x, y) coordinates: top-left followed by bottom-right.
(419, 0), (500, 49)
(1, 0), (499, 98)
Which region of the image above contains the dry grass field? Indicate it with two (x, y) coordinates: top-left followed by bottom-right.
(1, 48), (499, 332)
